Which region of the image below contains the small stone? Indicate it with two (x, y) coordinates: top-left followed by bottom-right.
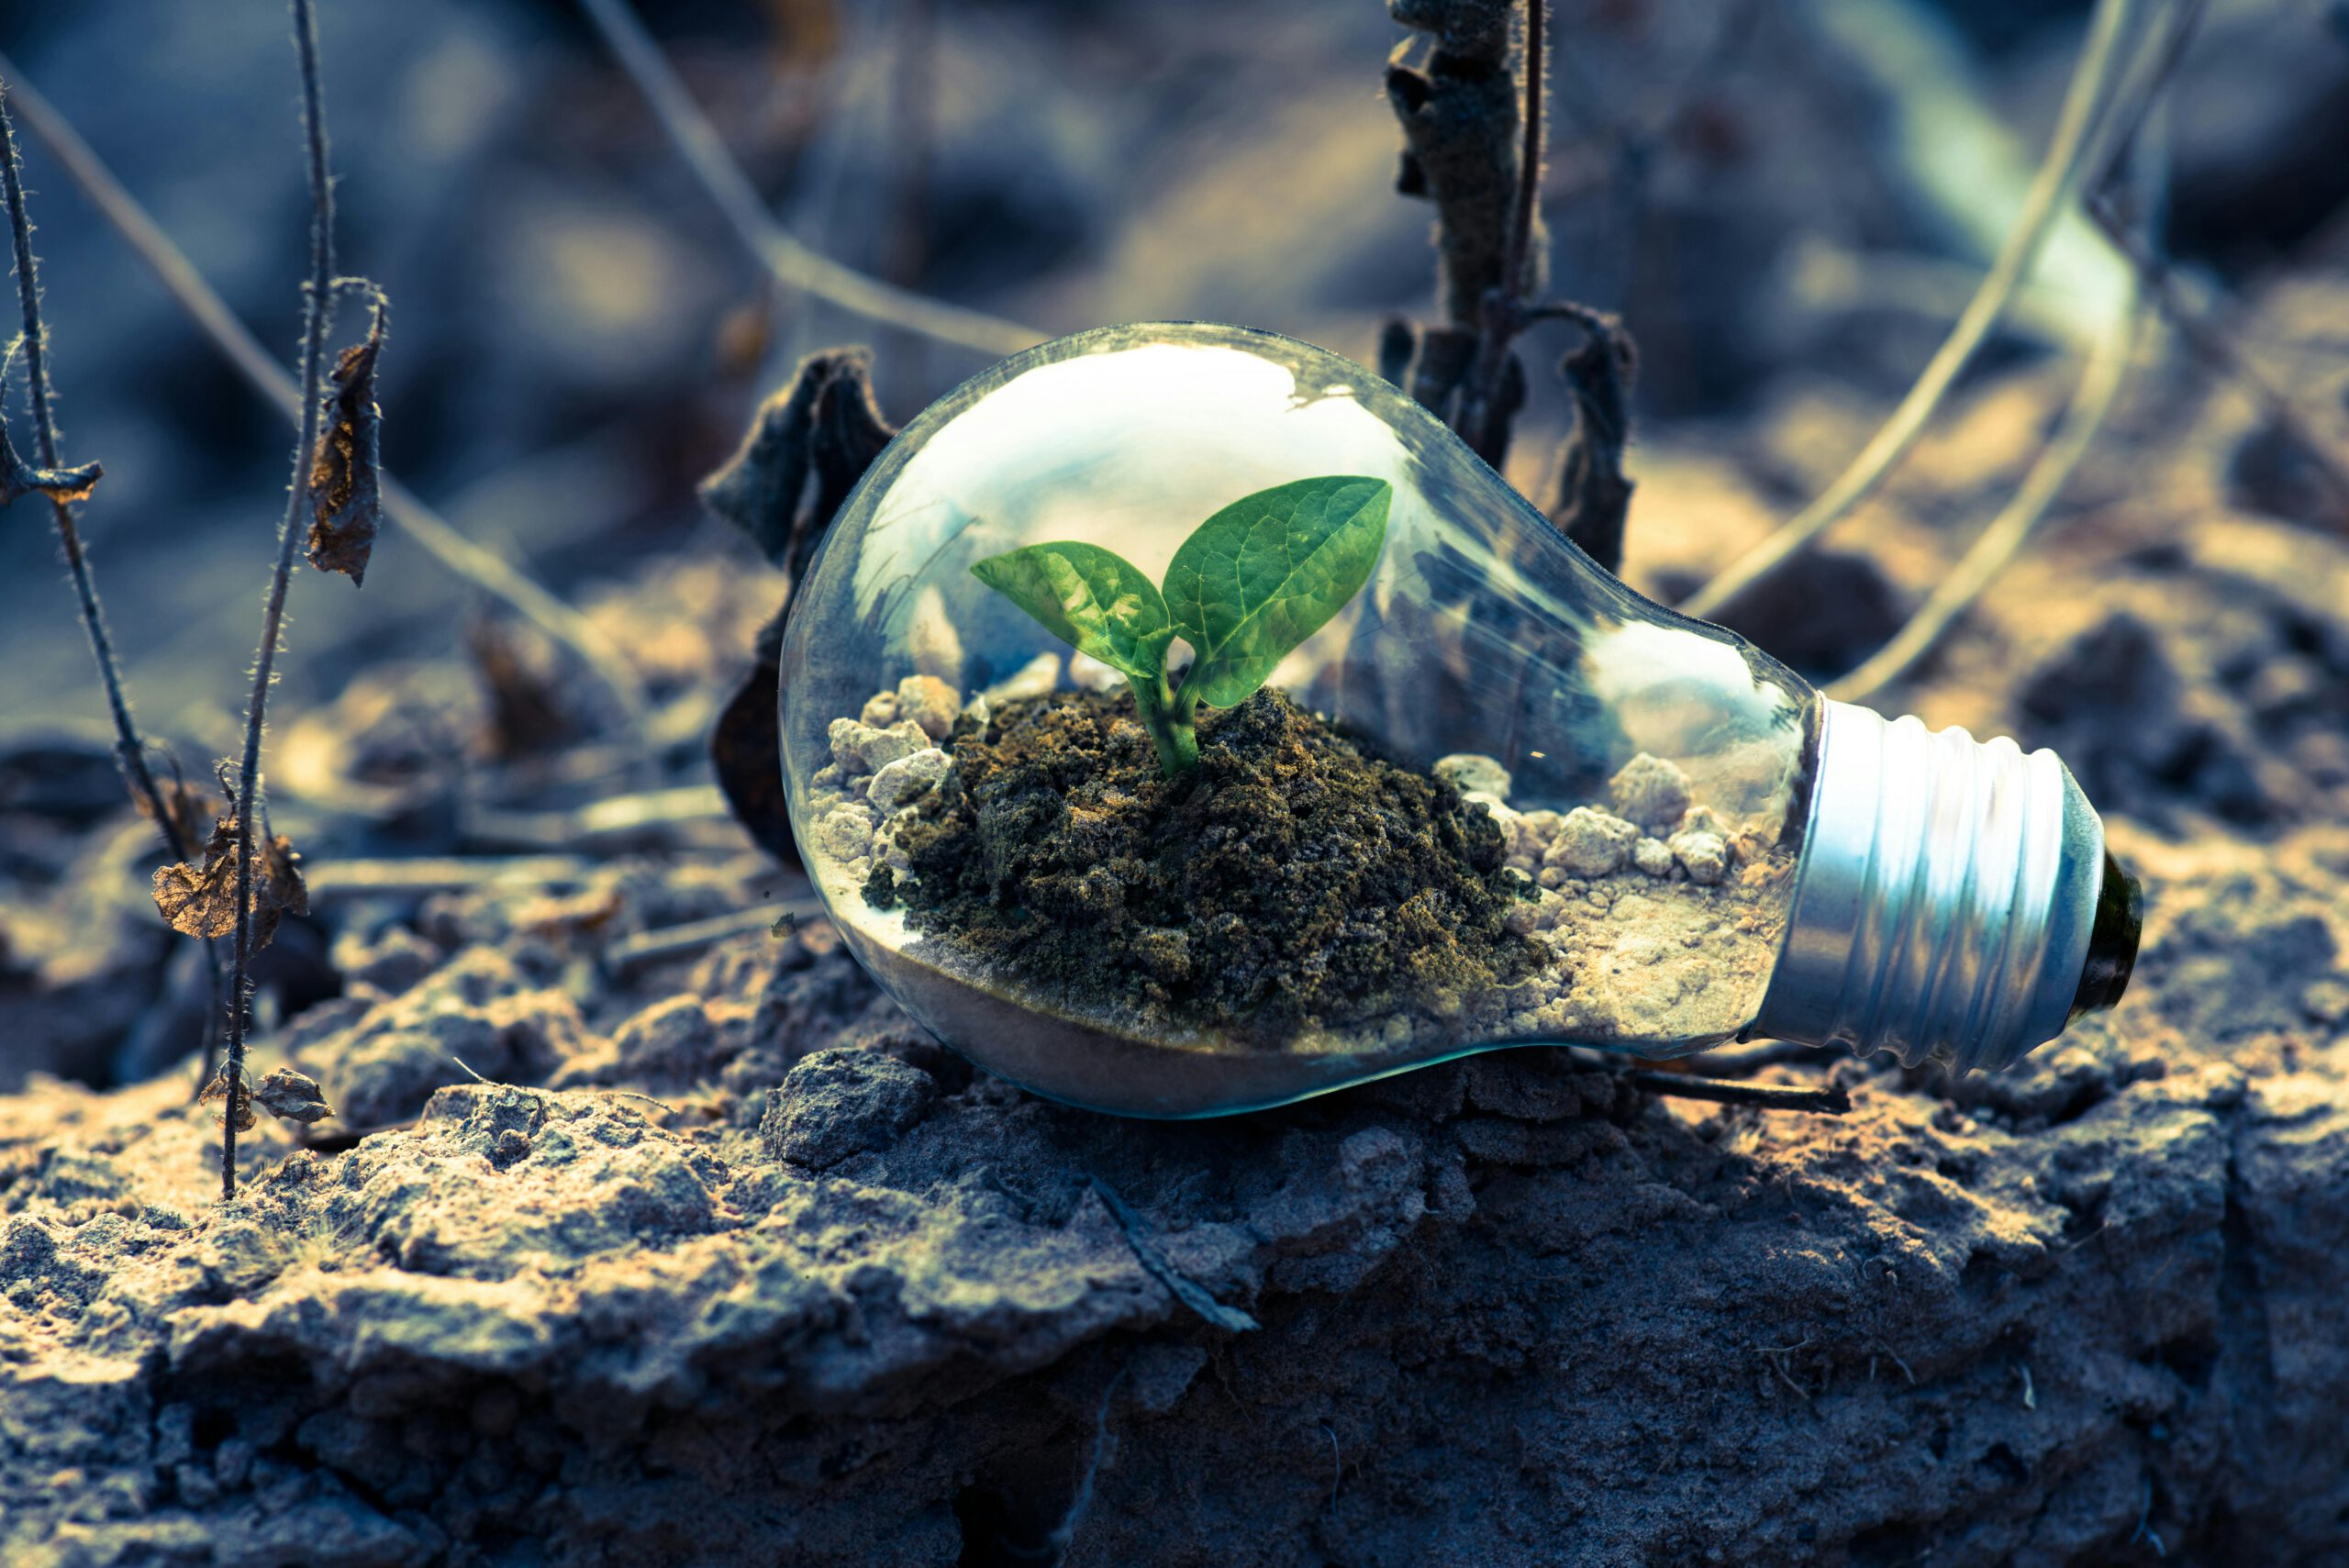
(810, 762), (845, 792)
(1633, 837), (1675, 877)
(1543, 806), (1638, 879)
(1670, 829), (1729, 884)
(880, 815), (918, 875)
(859, 691), (903, 728)
(868, 748), (952, 811)
(896, 675), (961, 740)
(961, 693), (992, 730)
(1609, 753), (1693, 831)
(1380, 1015), (1415, 1048)
(1461, 790), (1519, 838)
(984, 651), (1061, 703)
(830, 718), (930, 773)
(1434, 753), (1512, 800)
(1068, 653), (1126, 693)
(812, 805), (874, 862)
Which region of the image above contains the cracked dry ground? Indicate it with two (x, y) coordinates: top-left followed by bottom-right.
(1, 813), (2344, 1565)
(6, 473), (2349, 1564)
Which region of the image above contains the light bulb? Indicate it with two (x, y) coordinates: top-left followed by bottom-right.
(777, 323), (2140, 1118)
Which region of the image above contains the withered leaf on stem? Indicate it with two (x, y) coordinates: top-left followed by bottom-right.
(198, 1064), (255, 1134)
(151, 816), (310, 951)
(705, 350), (897, 865)
(0, 416), (100, 506)
(1549, 317), (1640, 576)
(132, 761), (221, 862)
(254, 1066), (333, 1124)
(306, 296), (386, 584)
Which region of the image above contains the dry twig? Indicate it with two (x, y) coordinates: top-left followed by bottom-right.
(1828, 284), (2143, 703)
(1677, 0), (2144, 622)
(1626, 1070), (1852, 1117)
(577, 0), (1044, 359)
(2087, 195), (2349, 531)
(221, 0), (340, 1200)
(0, 58), (655, 751)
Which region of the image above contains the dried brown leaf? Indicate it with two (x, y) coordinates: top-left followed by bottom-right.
(132, 765), (222, 861)
(306, 297), (385, 584)
(254, 1066), (333, 1125)
(198, 1063), (255, 1134)
(151, 816), (311, 951)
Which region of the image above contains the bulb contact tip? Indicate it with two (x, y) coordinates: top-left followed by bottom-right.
(2069, 851), (2141, 1020)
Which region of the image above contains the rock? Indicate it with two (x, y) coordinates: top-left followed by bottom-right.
(328, 923), (445, 996)
(609, 995), (724, 1081)
(960, 693), (992, 730)
(1460, 790), (1518, 840)
(984, 651), (1061, 703)
(811, 805), (874, 862)
(1609, 752), (1693, 831)
(1670, 828), (1729, 884)
(1543, 806), (1638, 879)
(858, 691), (902, 728)
(761, 1048), (936, 1169)
(895, 675), (961, 740)
(291, 946), (585, 1127)
(828, 718), (930, 773)
(867, 748), (952, 811)
(1433, 753), (1512, 799)
(1632, 836), (1675, 877)
(1068, 653), (1126, 693)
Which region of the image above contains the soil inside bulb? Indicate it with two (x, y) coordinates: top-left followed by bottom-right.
(805, 666), (1795, 1064)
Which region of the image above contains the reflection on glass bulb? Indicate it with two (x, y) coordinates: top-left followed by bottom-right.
(778, 324), (2140, 1118)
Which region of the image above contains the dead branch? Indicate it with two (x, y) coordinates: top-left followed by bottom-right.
(2087, 195), (2349, 532)
(1829, 278), (2142, 704)
(1627, 1070), (1852, 1117)
(220, 0), (341, 1201)
(1677, 0), (2144, 622)
(0, 57), (656, 755)
(577, 0), (1044, 359)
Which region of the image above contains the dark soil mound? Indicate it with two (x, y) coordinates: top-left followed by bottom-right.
(866, 687), (1540, 1043)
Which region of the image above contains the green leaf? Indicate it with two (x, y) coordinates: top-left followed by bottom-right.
(1164, 475), (1391, 708)
(970, 540), (1174, 683)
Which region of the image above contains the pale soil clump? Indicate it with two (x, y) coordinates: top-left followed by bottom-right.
(806, 672), (1795, 1055)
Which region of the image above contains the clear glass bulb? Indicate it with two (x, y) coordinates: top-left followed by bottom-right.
(778, 324), (2140, 1117)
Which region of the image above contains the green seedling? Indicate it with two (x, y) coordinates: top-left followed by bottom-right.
(972, 475), (1393, 776)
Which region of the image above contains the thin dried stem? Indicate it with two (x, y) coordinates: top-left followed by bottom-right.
(0, 82), (225, 1077)
(577, 0), (1045, 359)
(0, 58), (655, 754)
(1828, 286), (2142, 705)
(2086, 195), (2349, 530)
(1677, 0), (2143, 622)
(224, 0), (337, 1201)
(1626, 1070), (1852, 1117)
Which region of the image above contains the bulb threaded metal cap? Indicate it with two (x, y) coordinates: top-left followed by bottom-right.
(1754, 702), (2136, 1073)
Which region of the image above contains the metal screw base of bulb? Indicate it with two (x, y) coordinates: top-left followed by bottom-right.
(1754, 702), (2136, 1073)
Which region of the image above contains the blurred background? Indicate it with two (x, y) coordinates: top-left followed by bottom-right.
(4, 0), (2344, 736)
(6, 0), (2349, 1093)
